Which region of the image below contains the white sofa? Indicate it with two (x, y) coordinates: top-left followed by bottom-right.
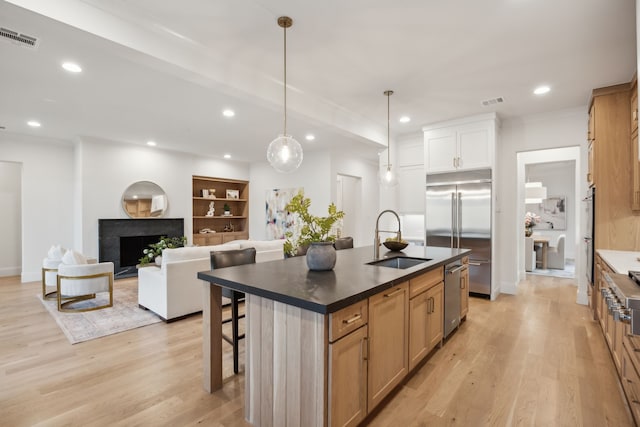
(138, 239), (285, 321)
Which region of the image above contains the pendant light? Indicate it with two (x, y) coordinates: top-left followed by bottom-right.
(267, 16), (303, 173)
(525, 181), (547, 203)
(379, 90), (398, 187)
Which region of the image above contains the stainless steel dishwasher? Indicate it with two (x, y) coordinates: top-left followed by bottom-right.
(444, 260), (464, 338)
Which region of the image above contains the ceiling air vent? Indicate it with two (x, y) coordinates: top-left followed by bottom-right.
(481, 96), (504, 107)
(0, 27), (39, 49)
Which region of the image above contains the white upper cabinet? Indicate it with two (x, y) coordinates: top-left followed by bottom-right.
(423, 113), (497, 173)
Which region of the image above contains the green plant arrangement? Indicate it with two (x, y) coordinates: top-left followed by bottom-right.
(283, 191), (345, 257)
(138, 236), (187, 265)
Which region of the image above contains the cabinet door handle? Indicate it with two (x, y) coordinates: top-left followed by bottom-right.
(362, 337), (368, 361)
(384, 288), (403, 298)
(461, 280), (465, 290)
(343, 314), (362, 325)
(457, 157), (462, 168)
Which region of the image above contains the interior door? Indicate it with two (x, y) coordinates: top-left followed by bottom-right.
(336, 174), (361, 245)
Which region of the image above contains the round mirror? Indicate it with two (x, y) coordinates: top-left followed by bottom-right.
(122, 181), (168, 218)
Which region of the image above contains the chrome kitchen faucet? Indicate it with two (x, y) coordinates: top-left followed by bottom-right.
(374, 209), (402, 259)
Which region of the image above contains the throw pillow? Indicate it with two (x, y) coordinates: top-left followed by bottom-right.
(62, 249), (88, 265)
(47, 245), (67, 261)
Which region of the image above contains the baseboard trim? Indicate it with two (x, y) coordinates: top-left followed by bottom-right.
(21, 271), (40, 283)
(0, 266), (20, 277)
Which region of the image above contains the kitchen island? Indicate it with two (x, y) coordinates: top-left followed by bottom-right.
(198, 245), (470, 426)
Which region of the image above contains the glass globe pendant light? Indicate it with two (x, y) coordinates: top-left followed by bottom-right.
(379, 90), (398, 187)
(267, 16), (303, 173)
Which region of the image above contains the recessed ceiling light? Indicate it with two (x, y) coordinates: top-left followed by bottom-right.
(146, 140), (157, 146)
(223, 154), (231, 159)
(62, 62), (82, 73)
(305, 134), (315, 141)
(27, 120), (41, 127)
(534, 85), (550, 95)
(399, 116), (411, 123)
(222, 109), (235, 117)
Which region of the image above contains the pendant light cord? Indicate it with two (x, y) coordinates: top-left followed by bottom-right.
(384, 90), (393, 169)
(283, 24), (287, 136)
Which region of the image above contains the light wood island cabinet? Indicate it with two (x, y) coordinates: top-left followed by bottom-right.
(408, 267), (444, 371)
(329, 325), (368, 427)
(367, 281), (409, 410)
(198, 246), (469, 427)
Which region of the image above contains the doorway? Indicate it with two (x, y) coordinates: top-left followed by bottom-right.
(516, 146), (584, 302)
(0, 161), (22, 277)
(525, 161), (576, 279)
(336, 174), (362, 246)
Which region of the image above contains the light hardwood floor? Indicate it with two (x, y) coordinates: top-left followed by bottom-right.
(0, 274), (633, 426)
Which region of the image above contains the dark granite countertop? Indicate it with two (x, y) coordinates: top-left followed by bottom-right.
(197, 245), (471, 314)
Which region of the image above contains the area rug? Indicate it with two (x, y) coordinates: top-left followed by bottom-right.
(37, 280), (162, 344)
(528, 259), (576, 279)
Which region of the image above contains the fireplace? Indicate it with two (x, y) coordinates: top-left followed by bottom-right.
(99, 218), (184, 278)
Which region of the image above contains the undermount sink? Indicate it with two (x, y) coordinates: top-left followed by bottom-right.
(366, 256), (432, 269)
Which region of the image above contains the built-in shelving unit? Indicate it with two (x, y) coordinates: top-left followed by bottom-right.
(192, 176), (249, 245)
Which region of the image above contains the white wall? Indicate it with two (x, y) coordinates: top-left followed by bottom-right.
(497, 107), (588, 303)
(0, 161), (22, 276)
(331, 152), (379, 247)
(249, 152), (332, 241)
(248, 150), (379, 248)
(0, 133), (75, 281)
(76, 137), (250, 259)
(1, 133), (250, 282)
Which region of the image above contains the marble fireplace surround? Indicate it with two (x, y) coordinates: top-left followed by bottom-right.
(99, 218), (184, 278)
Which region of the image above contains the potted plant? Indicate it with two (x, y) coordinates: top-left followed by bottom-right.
(223, 203), (231, 216)
(284, 191), (345, 270)
(138, 236), (187, 266)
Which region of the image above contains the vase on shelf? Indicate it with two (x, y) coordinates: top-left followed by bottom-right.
(525, 227), (533, 237)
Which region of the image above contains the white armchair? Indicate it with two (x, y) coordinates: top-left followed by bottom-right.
(56, 253), (114, 312)
(524, 237), (536, 272)
(547, 234), (566, 270)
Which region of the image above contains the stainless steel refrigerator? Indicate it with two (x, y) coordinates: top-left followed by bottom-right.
(425, 169), (492, 298)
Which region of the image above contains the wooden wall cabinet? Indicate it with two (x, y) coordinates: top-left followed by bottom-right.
(590, 83), (640, 251)
(367, 282), (409, 411)
(631, 76), (640, 211)
(192, 176), (249, 245)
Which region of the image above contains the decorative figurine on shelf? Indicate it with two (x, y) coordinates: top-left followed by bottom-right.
(206, 201), (215, 217)
(223, 222), (235, 232)
(208, 189), (216, 199)
(223, 203), (231, 216)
